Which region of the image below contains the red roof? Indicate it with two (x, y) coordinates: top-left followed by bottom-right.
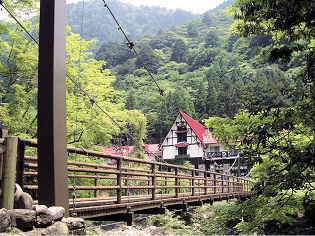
(180, 111), (206, 146)
(144, 144), (162, 155)
(95, 145), (135, 156)
(95, 144), (162, 156)
(175, 142), (189, 147)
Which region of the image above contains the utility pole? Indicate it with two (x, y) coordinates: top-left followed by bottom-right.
(37, 0), (69, 214)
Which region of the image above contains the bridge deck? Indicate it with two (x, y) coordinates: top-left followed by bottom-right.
(69, 191), (251, 219)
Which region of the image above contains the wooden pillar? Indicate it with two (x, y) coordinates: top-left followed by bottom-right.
(175, 167), (179, 198)
(0, 137), (18, 209)
(15, 139), (25, 187)
(94, 167), (99, 198)
(37, 0), (68, 213)
(191, 171), (195, 196)
(117, 159), (122, 204)
(152, 163), (156, 200)
(204, 172), (207, 195)
(213, 173), (217, 194)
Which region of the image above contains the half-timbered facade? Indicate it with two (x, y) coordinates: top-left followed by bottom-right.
(160, 111), (246, 175)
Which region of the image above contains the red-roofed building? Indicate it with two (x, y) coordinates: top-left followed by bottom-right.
(95, 143), (162, 162)
(160, 111), (243, 174)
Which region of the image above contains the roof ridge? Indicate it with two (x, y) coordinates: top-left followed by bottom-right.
(179, 111), (206, 146)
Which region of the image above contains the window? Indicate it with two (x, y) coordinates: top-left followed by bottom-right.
(178, 147), (187, 156)
(177, 125), (187, 142)
(177, 132), (187, 142)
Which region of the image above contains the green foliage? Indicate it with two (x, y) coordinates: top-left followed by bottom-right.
(66, 0), (198, 49)
(203, 0), (315, 233)
(95, 5), (297, 143)
(1, 20), (147, 150)
(145, 210), (191, 232)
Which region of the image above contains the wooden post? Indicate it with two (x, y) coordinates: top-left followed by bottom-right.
(204, 172), (207, 195)
(213, 173), (217, 194)
(191, 171), (195, 196)
(175, 167), (179, 198)
(227, 176), (230, 194)
(37, 0), (68, 213)
(117, 159), (122, 204)
(94, 167), (99, 198)
(237, 156), (241, 177)
(221, 175), (224, 193)
(15, 139), (25, 187)
(0, 136), (18, 209)
(152, 163), (156, 200)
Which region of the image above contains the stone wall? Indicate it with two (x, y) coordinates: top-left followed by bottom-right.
(0, 184), (85, 235)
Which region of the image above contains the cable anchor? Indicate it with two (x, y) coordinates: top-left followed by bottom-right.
(158, 88), (164, 96)
(126, 41), (135, 50)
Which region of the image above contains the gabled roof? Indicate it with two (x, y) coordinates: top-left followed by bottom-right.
(180, 111), (206, 146)
(144, 144), (162, 155)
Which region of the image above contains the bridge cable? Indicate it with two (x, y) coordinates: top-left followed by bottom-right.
(2, 0), (184, 167)
(101, 0), (179, 116)
(0, 1), (154, 158)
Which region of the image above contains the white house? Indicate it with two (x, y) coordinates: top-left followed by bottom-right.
(160, 111), (246, 175)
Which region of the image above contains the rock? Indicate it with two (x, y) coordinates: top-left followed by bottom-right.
(17, 192), (33, 210)
(33, 205), (48, 214)
(62, 217), (85, 235)
(23, 228), (44, 236)
(10, 227), (25, 235)
(0, 208), (11, 233)
(69, 228), (86, 235)
(61, 217), (85, 230)
(14, 184), (23, 209)
(14, 184), (23, 201)
(35, 210), (53, 228)
(9, 209), (36, 231)
(48, 207), (65, 221)
(41, 221), (68, 235)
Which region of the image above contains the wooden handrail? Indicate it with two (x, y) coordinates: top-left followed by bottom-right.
(20, 138), (254, 205)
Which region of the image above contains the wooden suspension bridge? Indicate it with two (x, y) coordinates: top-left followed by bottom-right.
(0, 136), (253, 225)
(0, 0), (253, 226)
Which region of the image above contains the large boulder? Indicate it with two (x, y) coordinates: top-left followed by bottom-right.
(16, 192), (33, 209)
(0, 208), (11, 233)
(48, 207), (65, 221)
(41, 221), (68, 235)
(33, 205), (52, 228)
(9, 209), (36, 231)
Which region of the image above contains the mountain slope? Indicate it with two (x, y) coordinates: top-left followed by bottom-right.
(66, 0), (198, 48)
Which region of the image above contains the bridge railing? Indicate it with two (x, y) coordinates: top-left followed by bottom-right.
(19, 139), (253, 205)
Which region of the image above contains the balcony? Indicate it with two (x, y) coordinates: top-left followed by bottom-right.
(175, 154), (190, 159)
(206, 151), (240, 159)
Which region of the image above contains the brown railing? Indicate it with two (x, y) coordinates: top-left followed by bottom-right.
(20, 139), (253, 219)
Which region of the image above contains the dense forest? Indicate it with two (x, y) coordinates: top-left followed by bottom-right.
(0, 0), (314, 234)
(95, 4), (299, 143)
(67, 0), (198, 50)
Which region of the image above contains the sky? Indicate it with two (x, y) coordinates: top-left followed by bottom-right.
(0, 0), (226, 20)
(67, 0), (226, 14)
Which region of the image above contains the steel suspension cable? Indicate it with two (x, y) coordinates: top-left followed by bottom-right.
(101, 0), (179, 115)
(0, 2), (152, 156)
